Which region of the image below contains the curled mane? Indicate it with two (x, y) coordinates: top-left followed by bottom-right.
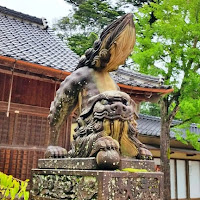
(75, 14), (134, 71)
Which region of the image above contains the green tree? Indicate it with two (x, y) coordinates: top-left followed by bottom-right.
(54, 0), (124, 55)
(67, 32), (98, 56)
(132, 0), (200, 199)
(140, 102), (160, 116)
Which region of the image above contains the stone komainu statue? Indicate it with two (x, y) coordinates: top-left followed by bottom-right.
(46, 14), (152, 169)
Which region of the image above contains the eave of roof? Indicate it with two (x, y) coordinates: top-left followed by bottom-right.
(137, 114), (200, 139)
(117, 83), (174, 94)
(111, 67), (172, 90)
(0, 55), (70, 80)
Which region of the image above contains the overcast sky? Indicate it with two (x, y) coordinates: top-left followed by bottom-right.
(0, 0), (72, 26)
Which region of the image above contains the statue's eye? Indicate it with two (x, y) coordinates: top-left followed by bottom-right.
(122, 99), (128, 106)
(101, 99), (109, 105)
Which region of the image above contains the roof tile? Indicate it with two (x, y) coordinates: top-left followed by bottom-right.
(137, 114), (200, 140)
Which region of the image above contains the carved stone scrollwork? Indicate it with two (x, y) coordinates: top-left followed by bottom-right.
(31, 170), (163, 200)
(31, 175), (98, 199)
(107, 177), (161, 200)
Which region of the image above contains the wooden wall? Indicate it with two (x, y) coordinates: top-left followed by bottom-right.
(0, 71), (70, 180)
(0, 72), (56, 107)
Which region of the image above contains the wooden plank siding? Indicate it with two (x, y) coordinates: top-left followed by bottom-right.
(0, 72), (56, 107)
(0, 72), (72, 180)
(0, 109), (70, 180)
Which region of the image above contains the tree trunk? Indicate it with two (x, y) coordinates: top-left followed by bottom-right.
(160, 98), (171, 200)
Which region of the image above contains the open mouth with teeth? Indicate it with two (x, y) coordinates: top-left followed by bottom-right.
(102, 119), (128, 141)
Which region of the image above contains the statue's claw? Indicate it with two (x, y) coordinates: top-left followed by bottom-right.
(45, 146), (67, 158)
(90, 136), (119, 156)
(90, 136), (120, 169)
(137, 147), (153, 160)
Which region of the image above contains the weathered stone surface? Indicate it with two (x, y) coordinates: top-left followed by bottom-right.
(38, 157), (97, 170)
(31, 158), (163, 200)
(31, 171), (98, 200)
(31, 169), (163, 200)
(38, 157), (155, 171)
(119, 158), (155, 171)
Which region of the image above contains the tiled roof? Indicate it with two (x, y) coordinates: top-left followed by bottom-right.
(111, 67), (171, 89)
(0, 6), (171, 90)
(0, 5), (44, 25)
(137, 114), (200, 139)
(0, 6), (79, 71)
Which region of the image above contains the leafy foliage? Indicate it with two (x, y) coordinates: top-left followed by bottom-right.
(119, 0), (154, 7)
(54, 0), (125, 55)
(175, 129), (200, 151)
(72, 0), (124, 30)
(140, 102), (160, 116)
(0, 172), (29, 200)
(132, 0), (200, 149)
(67, 32), (98, 56)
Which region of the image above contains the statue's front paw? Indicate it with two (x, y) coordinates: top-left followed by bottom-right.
(90, 136), (120, 169)
(137, 147), (153, 160)
(45, 146), (67, 158)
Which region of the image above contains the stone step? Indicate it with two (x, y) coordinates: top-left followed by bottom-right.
(38, 157), (155, 171)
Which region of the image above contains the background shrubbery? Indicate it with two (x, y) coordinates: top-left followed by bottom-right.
(0, 172), (29, 200)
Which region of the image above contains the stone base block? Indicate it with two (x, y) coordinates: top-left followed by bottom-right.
(31, 158), (163, 200)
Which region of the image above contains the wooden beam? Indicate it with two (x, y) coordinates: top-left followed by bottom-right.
(0, 101), (49, 117)
(118, 83), (174, 94)
(0, 145), (46, 151)
(0, 55), (70, 80)
(0, 66), (59, 84)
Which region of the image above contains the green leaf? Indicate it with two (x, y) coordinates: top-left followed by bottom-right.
(0, 173), (5, 187)
(24, 191), (29, 200)
(6, 175), (13, 188)
(13, 180), (20, 194)
(53, 0), (125, 55)
(10, 188), (18, 200)
(18, 190), (24, 198)
(5, 189), (10, 197)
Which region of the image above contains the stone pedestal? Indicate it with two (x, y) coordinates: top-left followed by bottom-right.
(31, 158), (163, 200)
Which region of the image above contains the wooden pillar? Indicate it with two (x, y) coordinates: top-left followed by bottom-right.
(174, 159), (178, 200)
(160, 98), (171, 200)
(12, 112), (19, 145)
(186, 160), (190, 199)
(7, 62), (15, 117)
